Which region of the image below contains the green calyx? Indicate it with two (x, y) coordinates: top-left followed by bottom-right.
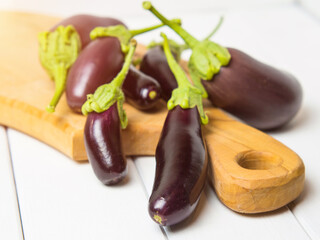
(81, 39), (137, 129)
(90, 19), (180, 53)
(161, 32), (208, 125)
(143, 1), (231, 80)
(38, 25), (81, 113)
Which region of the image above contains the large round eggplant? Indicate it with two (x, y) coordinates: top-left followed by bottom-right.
(202, 48), (303, 130)
(149, 106), (208, 226)
(84, 103), (127, 185)
(50, 14), (124, 49)
(66, 37), (161, 112)
(140, 46), (177, 101)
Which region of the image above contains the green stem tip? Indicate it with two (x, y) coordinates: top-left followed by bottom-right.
(143, 1), (199, 49)
(90, 19), (180, 54)
(204, 16), (224, 40)
(38, 25), (81, 113)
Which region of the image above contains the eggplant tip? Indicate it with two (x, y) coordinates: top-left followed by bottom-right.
(149, 90), (157, 100)
(102, 167), (128, 186)
(153, 213), (165, 225)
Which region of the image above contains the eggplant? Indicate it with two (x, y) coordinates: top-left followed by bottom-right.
(66, 37), (123, 112)
(143, 2), (302, 130)
(140, 45), (177, 101)
(149, 106), (208, 226)
(123, 65), (161, 110)
(50, 14), (124, 49)
(84, 103), (127, 185)
(66, 37), (161, 112)
(202, 48), (303, 130)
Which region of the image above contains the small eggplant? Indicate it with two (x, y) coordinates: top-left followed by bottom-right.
(123, 65), (161, 110)
(149, 106), (208, 226)
(140, 46), (177, 101)
(82, 40), (137, 185)
(50, 14), (124, 49)
(66, 37), (161, 112)
(148, 33), (208, 226)
(84, 103), (127, 185)
(202, 48), (303, 130)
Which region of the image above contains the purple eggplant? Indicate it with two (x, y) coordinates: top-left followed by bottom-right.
(140, 46), (177, 101)
(82, 40), (136, 185)
(143, 2), (302, 130)
(66, 37), (161, 113)
(123, 65), (161, 110)
(149, 106), (208, 226)
(202, 48), (303, 130)
(66, 37), (124, 112)
(84, 103), (127, 185)
(50, 14), (124, 49)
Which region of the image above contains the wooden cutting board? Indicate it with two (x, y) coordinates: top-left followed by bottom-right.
(0, 11), (304, 214)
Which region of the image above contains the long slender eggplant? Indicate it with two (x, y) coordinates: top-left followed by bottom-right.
(66, 37), (161, 112)
(82, 40), (136, 185)
(148, 33), (208, 226)
(149, 106), (208, 226)
(140, 46), (177, 101)
(202, 48), (302, 130)
(143, 2), (303, 130)
(50, 14), (124, 49)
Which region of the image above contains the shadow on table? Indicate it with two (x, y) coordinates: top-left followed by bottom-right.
(266, 105), (311, 134)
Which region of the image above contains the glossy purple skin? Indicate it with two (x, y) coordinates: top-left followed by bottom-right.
(51, 14), (124, 49)
(149, 106), (208, 226)
(84, 103), (127, 185)
(202, 48), (303, 130)
(140, 46), (177, 101)
(66, 38), (161, 113)
(66, 37), (123, 113)
(123, 65), (161, 110)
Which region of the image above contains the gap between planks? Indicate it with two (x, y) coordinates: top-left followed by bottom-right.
(132, 156), (169, 240)
(1, 127), (24, 240)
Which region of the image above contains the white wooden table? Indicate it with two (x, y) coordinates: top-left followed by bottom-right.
(1, 1), (320, 239)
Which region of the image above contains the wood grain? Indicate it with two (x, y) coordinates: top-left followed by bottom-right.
(0, 11), (304, 213)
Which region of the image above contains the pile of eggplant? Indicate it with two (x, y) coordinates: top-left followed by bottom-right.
(38, 1), (303, 227)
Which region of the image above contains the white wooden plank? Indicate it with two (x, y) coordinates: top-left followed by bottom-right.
(299, 0), (320, 19)
(0, 126), (23, 240)
(134, 157), (310, 240)
(7, 129), (165, 240)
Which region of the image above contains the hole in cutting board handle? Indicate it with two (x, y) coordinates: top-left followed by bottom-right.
(236, 150), (283, 170)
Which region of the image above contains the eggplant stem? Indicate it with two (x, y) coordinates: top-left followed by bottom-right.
(204, 16), (224, 40)
(161, 32), (208, 124)
(143, 1), (199, 49)
(46, 64), (68, 112)
(111, 39), (137, 88)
